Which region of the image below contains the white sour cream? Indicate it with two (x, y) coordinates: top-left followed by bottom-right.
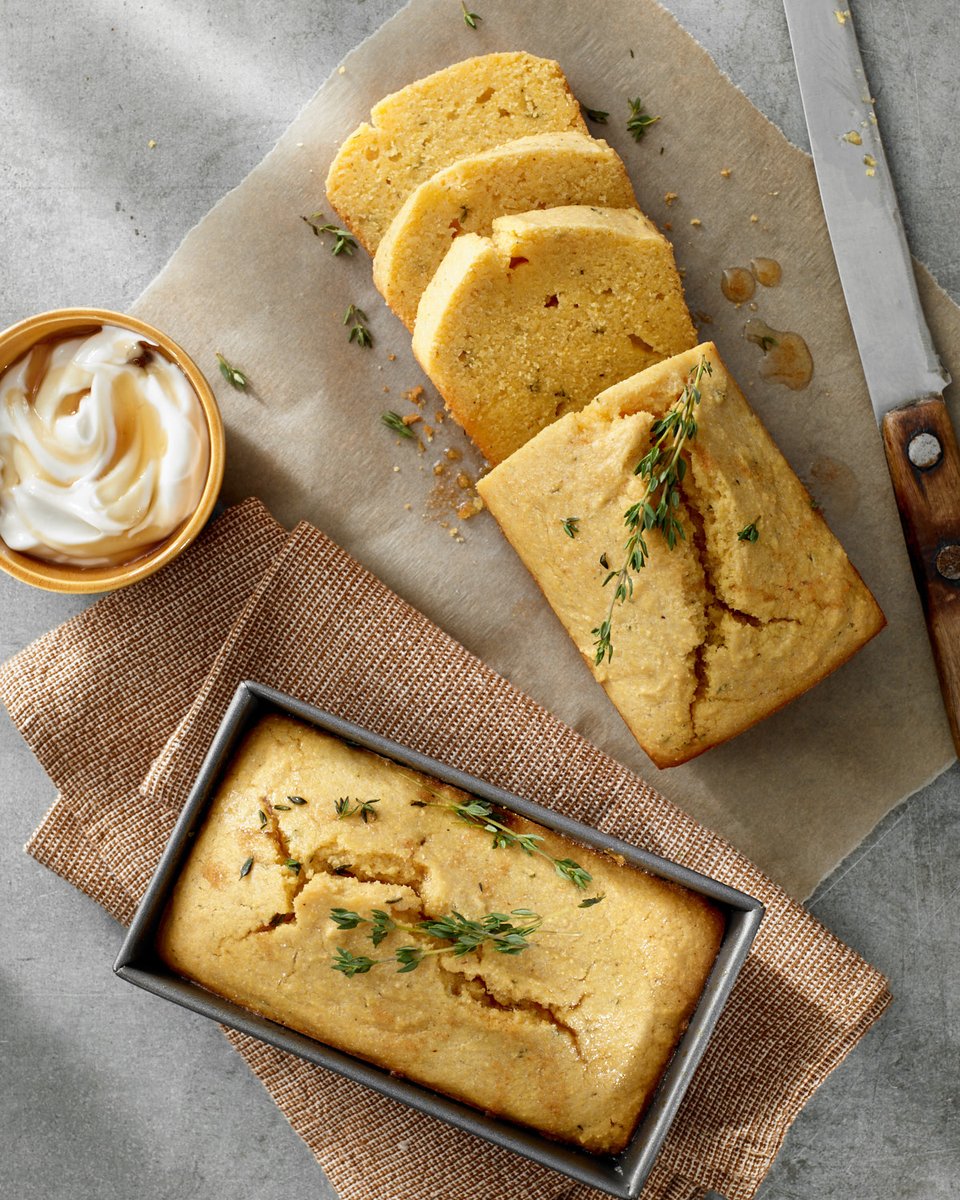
(0, 324), (210, 567)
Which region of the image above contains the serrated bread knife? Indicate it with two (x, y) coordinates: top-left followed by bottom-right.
(784, 0), (960, 754)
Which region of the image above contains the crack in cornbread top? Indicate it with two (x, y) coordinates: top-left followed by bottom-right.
(158, 713), (724, 1153)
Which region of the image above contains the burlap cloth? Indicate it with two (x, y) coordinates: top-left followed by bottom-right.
(0, 498), (890, 1200)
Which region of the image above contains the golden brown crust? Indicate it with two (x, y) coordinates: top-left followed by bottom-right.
(159, 714), (724, 1152)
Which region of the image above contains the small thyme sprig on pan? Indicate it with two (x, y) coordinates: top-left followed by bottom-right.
(343, 304), (373, 348)
(215, 352), (250, 391)
(301, 212), (357, 255)
(626, 96), (661, 142)
(381, 410), (415, 439)
(413, 794), (591, 890)
(460, 1), (481, 29)
(334, 796), (381, 823)
(330, 907), (542, 975)
(592, 355), (711, 665)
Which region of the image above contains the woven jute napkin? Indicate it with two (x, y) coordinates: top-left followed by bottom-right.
(1, 499), (890, 1200)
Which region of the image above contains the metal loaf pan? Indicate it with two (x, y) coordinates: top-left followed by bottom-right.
(116, 681), (764, 1198)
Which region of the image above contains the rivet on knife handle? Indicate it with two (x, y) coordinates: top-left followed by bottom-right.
(881, 394), (960, 754)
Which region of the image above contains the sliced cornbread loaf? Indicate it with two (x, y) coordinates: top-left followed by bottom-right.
(412, 206), (697, 464)
(326, 52), (586, 254)
(476, 343), (885, 767)
(373, 132), (637, 329)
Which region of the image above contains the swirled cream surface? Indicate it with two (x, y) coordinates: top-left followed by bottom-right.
(0, 325), (209, 567)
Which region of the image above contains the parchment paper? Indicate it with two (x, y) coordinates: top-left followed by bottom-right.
(132, 0), (958, 900)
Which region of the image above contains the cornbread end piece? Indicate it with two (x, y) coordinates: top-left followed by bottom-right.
(477, 343), (886, 767)
(158, 713), (725, 1153)
(412, 205), (697, 464)
(373, 132), (637, 329)
(325, 52), (586, 254)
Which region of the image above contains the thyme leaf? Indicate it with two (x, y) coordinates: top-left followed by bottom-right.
(560, 516), (580, 539)
(215, 352), (250, 391)
(579, 894), (605, 908)
(460, 1), (481, 28)
(737, 519), (760, 543)
(381, 410), (415, 439)
(626, 96), (661, 142)
(592, 355), (711, 665)
(582, 105), (609, 124)
(239, 856), (254, 879)
(335, 796), (381, 823)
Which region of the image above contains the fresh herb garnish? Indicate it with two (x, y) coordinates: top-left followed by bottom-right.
(284, 859), (301, 873)
(599, 552), (610, 570)
(592, 355), (711, 665)
(301, 212), (357, 256)
(626, 96), (661, 142)
(579, 895), (605, 908)
(560, 516), (580, 539)
(343, 304), (373, 348)
(757, 335), (778, 352)
(257, 809), (267, 829)
(381, 410), (415, 439)
(287, 795), (307, 806)
(335, 796), (381, 823)
(330, 907), (542, 975)
(273, 804), (291, 812)
(582, 106), (609, 124)
(416, 795), (591, 890)
(215, 352), (250, 391)
(239, 856), (254, 879)
(460, 1), (481, 28)
(737, 519), (760, 543)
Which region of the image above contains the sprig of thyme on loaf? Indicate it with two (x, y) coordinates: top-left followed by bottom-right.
(592, 355), (711, 665)
(330, 907), (542, 976)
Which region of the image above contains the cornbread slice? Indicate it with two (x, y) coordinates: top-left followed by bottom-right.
(325, 52), (586, 253)
(476, 343), (885, 767)
(159, 713), (725, 1153)
(412, 205), (697, 463)
(373, 132), (637, 329)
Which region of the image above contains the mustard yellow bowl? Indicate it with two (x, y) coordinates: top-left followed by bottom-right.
(0, 308), (225, 594)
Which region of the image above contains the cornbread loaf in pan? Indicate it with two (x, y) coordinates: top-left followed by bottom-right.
(157, 711), (725, 1154)
(412, 205), (697, 463)
(477, 343), (886, 767)
(325, 52), (586, 254)
(373, 132), (637, 329)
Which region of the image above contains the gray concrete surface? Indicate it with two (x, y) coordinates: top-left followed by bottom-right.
(1, 2), (958, 1197)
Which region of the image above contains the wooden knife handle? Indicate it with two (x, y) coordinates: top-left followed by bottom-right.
(881, 395), (960, 755)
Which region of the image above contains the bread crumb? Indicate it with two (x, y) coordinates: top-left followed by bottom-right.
(863, 153), (876, 177)
(456, 471), (472, 490)
(445, 447), (462, 462)
(404, 503), (412, 511)
(663, 221), (673, 232)
(338, 65), (346, 74)
(842, 130), (862, 145)
(433, 462), (445, 476)
(835, 9), (849, 23)
(690, 218), (702, 227)
(393, 465), (400, 473)
(404, 386), (426, 406)
(147, 139), (157, 149)
(423, 424), (434, 442)
(383, 386), (390, 393)
(434, 410), (445, 423)
(401, 412), (421, 426)
(457, 497), (484, 520)
(750, 213), (759, 223)
(663, 191), (678, 206)
(720, 167), (732, 178)
(388, 353), (397, 361)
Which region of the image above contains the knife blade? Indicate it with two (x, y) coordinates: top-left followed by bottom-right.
(784, 0), (960, 755)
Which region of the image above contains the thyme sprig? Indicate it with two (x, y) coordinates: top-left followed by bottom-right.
(330, 906), (542, 975)
(582, 105), (609, 124)
(343, 304), (373, 348)
(592, 355), (711, 665)
(215, 352), (250, 391)
(335, 796), (381, 823)
(415, 795), (591, 890)
(460, 1), (481, 28)
(560, 516), (580, 539)
(381, 410), (415, 439)
(626, 96), (661, 141)
(302, 212), (358, 255)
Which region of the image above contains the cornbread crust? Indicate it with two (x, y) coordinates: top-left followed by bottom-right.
(325, 53), (586, 254)
(412, 206), (697, 464)
(373, 132), (637, 329)
(158, 714), (724, 1153)
(476, 343), (886, 767)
